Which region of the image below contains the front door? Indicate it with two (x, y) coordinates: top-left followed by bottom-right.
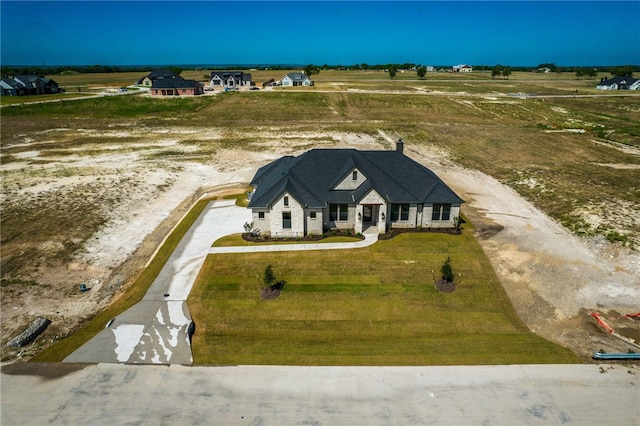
(363, 205), (373, 222)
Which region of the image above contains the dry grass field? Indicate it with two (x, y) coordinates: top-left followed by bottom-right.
(1, 70), (638, 362)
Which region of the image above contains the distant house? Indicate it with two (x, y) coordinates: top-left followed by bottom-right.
(0, 77), (27, 96)
(0, 75), (61, 96)
(453, 65), (473, 73)
(596, 76), (640, 90)
(279, 72), (313, 87)
(137, 69), (181, 87)
(151, 77), (204, 96)
(209, 71), (252, 88)
(247, 140), (463, 237)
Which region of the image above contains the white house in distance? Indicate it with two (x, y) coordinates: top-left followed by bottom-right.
(247, 140), (463, 237)
(279, 72), (313, 87)
(596, 76), (640, 90)
(209, 71), (252, 89)
(453, 64), (473, 72)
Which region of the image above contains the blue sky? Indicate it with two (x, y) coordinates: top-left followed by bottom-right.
(2, 1), (639, 66)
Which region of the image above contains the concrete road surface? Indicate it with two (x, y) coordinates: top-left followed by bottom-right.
(2, 363), (638, 425)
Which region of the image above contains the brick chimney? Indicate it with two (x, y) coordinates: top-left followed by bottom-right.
(396, 138), (404, 154)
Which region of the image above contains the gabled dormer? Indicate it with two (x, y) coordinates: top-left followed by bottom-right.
(333, 167), (367, 191)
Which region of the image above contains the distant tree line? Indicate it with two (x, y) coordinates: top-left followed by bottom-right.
(2, 63), (637, 78)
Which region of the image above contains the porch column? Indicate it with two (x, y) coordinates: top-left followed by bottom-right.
(355, 204), (363, 234)
(378, 203), (388, 234)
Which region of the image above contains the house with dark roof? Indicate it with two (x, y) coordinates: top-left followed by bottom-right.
(596, 76), (640, 90)
(0, 77), (28, 96)
(150, 76), (204, 96)
(0, 75), (61, 96)
(279, 72), (313, 87)
(248, 140), (463, 237)
(209, 71), (252, 88)
(137, 69), (181, 87)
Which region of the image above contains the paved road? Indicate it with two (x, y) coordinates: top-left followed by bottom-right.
(2, 362), (638, 425)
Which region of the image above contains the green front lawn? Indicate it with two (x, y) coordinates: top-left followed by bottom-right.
(189, 229), (579, 365)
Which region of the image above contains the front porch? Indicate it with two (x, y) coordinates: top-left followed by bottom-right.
(356, 203), (386, 235)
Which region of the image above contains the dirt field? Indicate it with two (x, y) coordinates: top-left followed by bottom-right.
(1, 120), (638, 362)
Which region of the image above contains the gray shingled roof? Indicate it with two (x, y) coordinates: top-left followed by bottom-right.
(249, 149), (463, 208)
(597, 76), (638, 87)
(286, 72), (309, 82)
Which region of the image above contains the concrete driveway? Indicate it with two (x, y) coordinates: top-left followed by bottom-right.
(2, 363), (638, 425)
(64, 199), (252, 364)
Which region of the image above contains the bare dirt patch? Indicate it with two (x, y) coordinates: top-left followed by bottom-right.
(434, 279), (456, 293)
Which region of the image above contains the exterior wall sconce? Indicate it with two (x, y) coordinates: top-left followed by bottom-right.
(358, 212), (362, 222)
(381, 212), (385, 221)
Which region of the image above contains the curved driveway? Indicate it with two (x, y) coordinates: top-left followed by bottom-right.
(65, 199), (251, 364)
(65, 200), (377, 364)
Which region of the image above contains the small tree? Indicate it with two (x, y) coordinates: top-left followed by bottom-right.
(263, 264), (276, 287)
(263, 264), (286, 291)
(441, 257), (454, 283)
(417, 66), (427, 80)
(491, 65), (502, 79)
(389, 66), (397, 79)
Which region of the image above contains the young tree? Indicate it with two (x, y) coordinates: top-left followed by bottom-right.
(263, 264), (276, 287)
(417, 66), (427, 80)
(262, 264), (286, 291)
(502, 67), (512, 79)
(389, 66), (397, 79)
(441, 257), (454, 283)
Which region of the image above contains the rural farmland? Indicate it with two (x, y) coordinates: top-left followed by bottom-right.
(1, 70), (638, 363)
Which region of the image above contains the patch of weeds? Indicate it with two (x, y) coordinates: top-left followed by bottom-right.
(603, 229), (629, 245)
(0, 277), (40, 288)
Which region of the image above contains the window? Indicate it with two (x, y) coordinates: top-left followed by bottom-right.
(432, 204), (452, 221)
(329, 204), (348, 221)
(390, 204), (410, 221)
(352, 171), (358, 181)
(284, 196), (289, 207)
(282, 212), (291, 229)
(258, 212), (265, 219)
(310, 211), (316, 219)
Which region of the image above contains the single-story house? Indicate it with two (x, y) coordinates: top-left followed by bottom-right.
(279, 72), (313, 87)
(137, 69), (181, 87)
(0, 75), (61, 96)
(209, 71), (252, 88)
(150, 77), (204, 96)
(596, 76), (640, 90)
(248, 140), (463, 237)
(453, 65), (473, 72)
